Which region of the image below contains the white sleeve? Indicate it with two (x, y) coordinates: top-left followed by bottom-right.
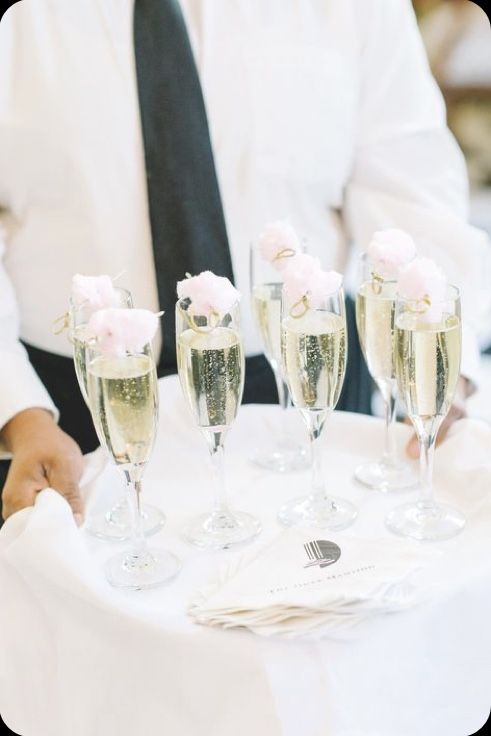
(0, 7), (59, 457)
(0, 220), (59, 460)
(344, 0), (491, 388)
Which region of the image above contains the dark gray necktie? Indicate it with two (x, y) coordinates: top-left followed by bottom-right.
(133, 0), (235, 371)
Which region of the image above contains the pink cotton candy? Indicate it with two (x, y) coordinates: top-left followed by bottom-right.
(367, 229), (416, 280)
(86, 308), (159, 356)
(398, 257), (446, 301)
(257, 220), (301, 271)
(177, 271), (240, 318)
(71, 274), (119, 310)
(398, 257), (447, 321)
(283, 254), (343, 309)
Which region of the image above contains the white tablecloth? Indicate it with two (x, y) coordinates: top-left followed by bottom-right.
(1, 376), (490, 736)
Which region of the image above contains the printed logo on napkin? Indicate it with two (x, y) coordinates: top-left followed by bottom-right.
(303, 539), (341, 569)
(267, 533), (380, 598)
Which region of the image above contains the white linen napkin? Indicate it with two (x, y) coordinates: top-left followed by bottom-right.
(189, 530), (439, 638)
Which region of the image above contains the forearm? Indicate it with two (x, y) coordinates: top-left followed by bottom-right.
(0, 349), (59, 457)
(1, 212), (59, 456)
(0, 407), (57, 453)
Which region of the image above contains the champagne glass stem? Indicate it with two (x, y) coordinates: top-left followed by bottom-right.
(125, 469), (147, 559)
(382, 387), (397, 466)
(306, 410), (328, 504)
(273, 365), (289, 412)
(273, 365), (294, 449)
(104, 493), (128, 524)
(207, 431), (233, 522)
(418, 433), (436, 508)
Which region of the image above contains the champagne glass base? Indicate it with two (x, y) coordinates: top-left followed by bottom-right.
(355, 460), (418, 492)
(183, 511), (262, 550)
(85, 504), (166, 542)
(385, 501), (466, 541)
(278, 495), (357, 531)
(251, 443), (310, 473)
(104, 548), (181, 590)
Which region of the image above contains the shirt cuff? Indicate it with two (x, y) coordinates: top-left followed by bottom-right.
(0, 349), (59, 459)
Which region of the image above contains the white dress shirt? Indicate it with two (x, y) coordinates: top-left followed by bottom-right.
(0, 0), (489, 444)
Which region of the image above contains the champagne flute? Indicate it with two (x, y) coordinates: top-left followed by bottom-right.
(70, 289), (165, 541)
(355, 254), (417, 491)
(278, 283), (358, 529)
(176, 299), (262, 549)
(386, 285), (465, 540)
(250, 244), (309, 472)
(86, 339), (180, 588)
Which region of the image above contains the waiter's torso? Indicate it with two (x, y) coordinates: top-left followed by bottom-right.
(0, 0), (360, 356)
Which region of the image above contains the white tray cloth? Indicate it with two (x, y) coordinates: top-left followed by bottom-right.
(1, 375), (491, 736)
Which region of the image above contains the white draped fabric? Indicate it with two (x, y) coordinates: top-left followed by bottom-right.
(1, 377), (490, 736)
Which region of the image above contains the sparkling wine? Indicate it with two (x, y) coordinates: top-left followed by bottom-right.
(251, 283), (282, 367)
(177, 327), (244, 430)
(73, 325), (89, 404)
(282, 311), (347, 410)
(395, 313), (461, 420)
(87, 354), (158, 466)
(356, 281), (398, 389)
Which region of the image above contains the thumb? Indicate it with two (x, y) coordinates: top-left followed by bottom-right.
(48, 463), (84, 527)
(406, 433), (420, 460)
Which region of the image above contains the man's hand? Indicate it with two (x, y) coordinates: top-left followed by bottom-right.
(1, 409), (84, 524)
(406, 376), (470, 459)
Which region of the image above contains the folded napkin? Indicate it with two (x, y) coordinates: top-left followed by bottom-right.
(189, 530), (438, 638)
